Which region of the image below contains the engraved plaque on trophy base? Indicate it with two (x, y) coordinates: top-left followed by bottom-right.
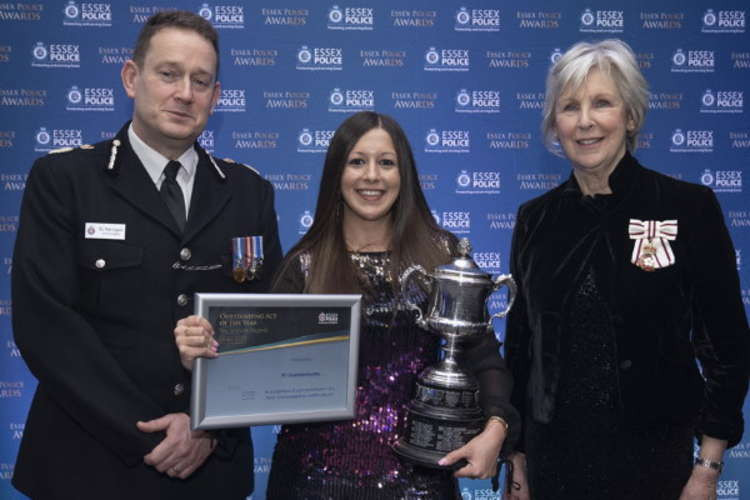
(393, 379), (484, 468)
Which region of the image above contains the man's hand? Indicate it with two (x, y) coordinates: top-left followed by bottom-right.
(137, 413), (216, 480)
(174, 315), (218, 371)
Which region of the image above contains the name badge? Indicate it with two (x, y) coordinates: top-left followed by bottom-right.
(85, 222), (126, 241)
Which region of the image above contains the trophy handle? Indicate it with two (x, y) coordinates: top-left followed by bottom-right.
(400, 264), (430, 329)
(490, 274), (517, 319)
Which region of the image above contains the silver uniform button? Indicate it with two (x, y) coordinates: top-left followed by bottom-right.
(95, 259), (106, 269)
(177, 294), (189, 307)
(173, 383), (185, 396)
(179, 247), (192, 261)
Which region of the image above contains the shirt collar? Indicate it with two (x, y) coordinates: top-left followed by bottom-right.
(127, 124), (198, 185)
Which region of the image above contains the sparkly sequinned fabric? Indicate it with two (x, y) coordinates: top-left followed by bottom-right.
(525, 268), (692, 500)
(266, 252), (459, 500)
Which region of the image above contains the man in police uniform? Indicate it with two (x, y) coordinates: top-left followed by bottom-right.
(11, 11), (281, 499)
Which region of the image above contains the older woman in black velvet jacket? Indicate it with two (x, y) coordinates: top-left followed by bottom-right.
(504, 39), (750, 500)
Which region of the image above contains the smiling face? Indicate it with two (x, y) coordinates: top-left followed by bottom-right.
(554, 67), (634, 179)
(121, 27), (220, 158)
(340, 127), (401, 232)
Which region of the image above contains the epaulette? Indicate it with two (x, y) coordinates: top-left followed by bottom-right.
(48, 147), (73, 154)
(220, 157), (259, 175)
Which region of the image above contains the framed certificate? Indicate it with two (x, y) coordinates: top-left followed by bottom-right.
(190, 293), (361, 430)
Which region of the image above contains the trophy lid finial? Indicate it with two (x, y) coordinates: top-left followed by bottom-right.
(457, 238), (472, 257)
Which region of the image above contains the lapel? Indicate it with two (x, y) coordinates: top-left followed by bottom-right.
(183, 147), (231, 244)
(103, 125), (182, 238)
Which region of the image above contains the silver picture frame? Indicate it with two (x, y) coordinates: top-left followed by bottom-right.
(190, 293), (361, 430)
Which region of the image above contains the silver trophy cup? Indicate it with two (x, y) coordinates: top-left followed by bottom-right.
(393, 238), (516, 468)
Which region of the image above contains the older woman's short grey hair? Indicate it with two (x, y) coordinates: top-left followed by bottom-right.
(542, 39), (649, 155)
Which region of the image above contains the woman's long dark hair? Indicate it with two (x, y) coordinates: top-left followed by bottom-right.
(273, 111), (455, 294)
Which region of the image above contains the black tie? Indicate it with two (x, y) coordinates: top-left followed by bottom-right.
(160, 160), (186, 232)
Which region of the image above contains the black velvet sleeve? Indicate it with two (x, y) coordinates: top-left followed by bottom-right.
(458, 332), (521, 454)
(689, 189), (750, 447)
(503, 204), (532, 453)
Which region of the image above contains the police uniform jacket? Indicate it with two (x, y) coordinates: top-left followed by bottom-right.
(505, 152), (750, 450)
(11, 123), (282, 499)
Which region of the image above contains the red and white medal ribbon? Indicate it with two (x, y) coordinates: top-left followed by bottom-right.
(628, 219), (678, 271)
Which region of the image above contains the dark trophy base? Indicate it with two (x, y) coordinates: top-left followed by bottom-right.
(393, 380), (484, 469)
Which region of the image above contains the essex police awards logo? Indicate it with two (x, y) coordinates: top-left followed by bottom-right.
(550, 48), (563, 65)
(455, 170), (501, 194)
(455, 89), (500, 113)
(265, 172), (310, 191)
(34, 127), (83, 152)
(474, 251), (502, 274)
(262, 7), (309, 26)
(424, 47), (470, 72)
(0, 130), (15, 148)
(327, 5), (374, 30)
(215, 89), (246, 112)
(231, 48), (278, 67)
(0, 215), (18, 232)
(0, 89), (46, 107)
(297, 128), (334, 153)
(63, 1), (112, 27)
(232, 130), (279, 150)
(328, 88), (375, 113)
(700, 89), (743, 114)
(31, 42), (80, 68)
(425, 129), (470, 153)
(671, 49), (715, 73)
(454, 7), (500, 32)
(0, 3), (42, 21)
(579, 8), (624, 33)
(670, 129), (714, 153)
(517, 10), (561, 29)
(296, 45), (343, 71)
(702, 9), (745, 33)
(198, 130), (214, 154)
(487, 131), (531, 150)
(487, 212), (516, 230)
(198, 3), (244, 29)
(440, 211), (471, 234)
(65, 86), (114, 112)
(716, 480), (740, 498)
(1, 173), (26, 192)
(390, 9), (436, 28)
(0, 381), (23, 398)
(298, 210), (314, 234)
(701, 169), (742, 193)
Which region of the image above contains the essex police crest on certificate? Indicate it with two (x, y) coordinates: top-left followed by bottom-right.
(190, 293), (362, 430)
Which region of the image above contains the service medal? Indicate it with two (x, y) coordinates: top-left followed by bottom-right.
(232, 236), (264, 282)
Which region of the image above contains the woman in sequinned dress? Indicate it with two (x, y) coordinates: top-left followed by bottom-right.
(265, 111), (518, 499)
(504, 40), (750, 500)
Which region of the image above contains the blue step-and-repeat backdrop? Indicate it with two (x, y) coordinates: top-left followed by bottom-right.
(1, 1), (749, 499)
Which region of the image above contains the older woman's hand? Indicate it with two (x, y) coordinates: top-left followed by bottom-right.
(678, 466), (719, 500)
(174, 315), (218, 371)
(503, 452), (530, 500)
(437, 418), (507, 479)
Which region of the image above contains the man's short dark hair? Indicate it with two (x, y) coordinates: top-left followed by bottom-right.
(133, 10), (220, 77)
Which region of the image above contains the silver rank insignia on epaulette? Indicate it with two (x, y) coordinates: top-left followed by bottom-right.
(49, 147), (73, 154)
(208, 155), (227, 180)
(107, 139), (121, 170)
